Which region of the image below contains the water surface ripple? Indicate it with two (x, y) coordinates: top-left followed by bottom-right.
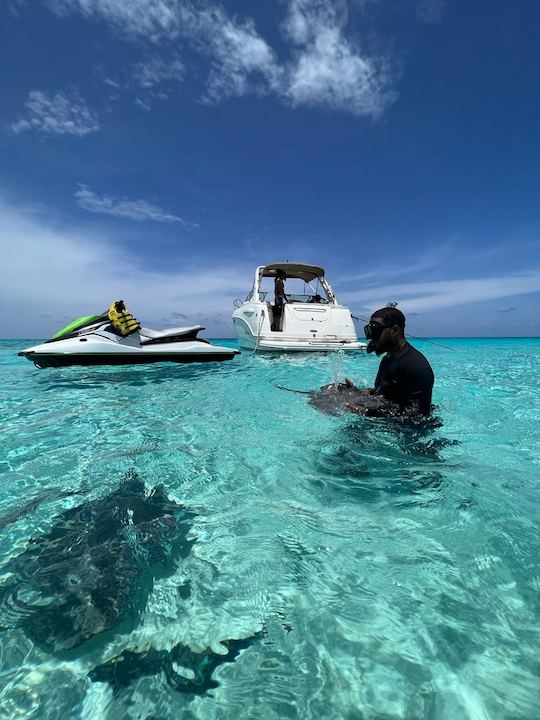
(0, 338), (539, 720)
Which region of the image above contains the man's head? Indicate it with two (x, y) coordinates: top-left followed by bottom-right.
(276, 269), (287, 280)
(364, 307), (406, 355)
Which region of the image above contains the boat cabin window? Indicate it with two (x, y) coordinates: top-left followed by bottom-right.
(286, 293), (327, 304)
(258, 275), (329, 304)
(246, 291), (268, 302)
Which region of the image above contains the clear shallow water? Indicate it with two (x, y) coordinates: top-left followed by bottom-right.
(0, 338), (539, 720)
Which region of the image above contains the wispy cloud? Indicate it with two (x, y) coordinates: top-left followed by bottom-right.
(102, 76), (122, 90)
(336, 237), (458, 284)
(340, 274), (540, 313)
(74, 184), (192, 225)
(185, 6), (282, 102)
(43, 0), (395, 118)
(1, 195), (538, 338)
(187, 0), (395, 114)
(96, 55), (185, 109)
(132, 54), (185, 108)
(0, 195), (245, 337)
(283, 0), (395, 117)
(416, 0), (445, 24)
(47, 0), (183, 40)
(11, 90), (100, 136)
(133, 55), (184, 88)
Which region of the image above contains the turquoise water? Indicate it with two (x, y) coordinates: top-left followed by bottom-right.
(0, 338), (539, 720)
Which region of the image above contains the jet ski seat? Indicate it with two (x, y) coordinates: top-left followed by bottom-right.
(139, 325), (204, 341)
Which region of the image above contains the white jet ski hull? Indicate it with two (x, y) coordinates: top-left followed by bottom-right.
(19, 334), (239, 368)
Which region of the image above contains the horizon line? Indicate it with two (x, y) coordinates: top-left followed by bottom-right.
(3, 336), (540, 341)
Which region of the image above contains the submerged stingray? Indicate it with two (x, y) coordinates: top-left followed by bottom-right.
(277, 379), (391, 416)
(90, 633), (263, 696)
(0, 470), (194, 652)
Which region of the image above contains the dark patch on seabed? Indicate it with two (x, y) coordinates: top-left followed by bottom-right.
(89, 633), (264, 696)
(0, 469), (195, 652)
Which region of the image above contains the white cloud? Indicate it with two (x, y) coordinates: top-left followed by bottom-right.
(47, 0), (183, 40)
(133, 97), (153, 111)
(43, 0), (395, 117)
(339, 274), (540, 313)
(0, 197), (246, 338)
(187, 0), (394, 113)
(283, 0), (395, 117)
(74, 184), (190, 225)
(133, 55), (184, 88)
(49, 1), (280, 103)
(182, 6), (281, 101)
(1, 196), (538, 339)
(102, 76), (122, 90)
(11, 90), (100, 136)
(131, 55), (185, 108)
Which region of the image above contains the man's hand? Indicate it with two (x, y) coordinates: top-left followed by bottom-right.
(345, 403), (368, 416)
(344, 378), (372, 396)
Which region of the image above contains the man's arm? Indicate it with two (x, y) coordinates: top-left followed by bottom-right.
(345, 394), (397, 416)
(398, 362), (434, 416)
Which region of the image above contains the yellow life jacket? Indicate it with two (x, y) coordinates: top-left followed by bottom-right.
(108, 301), (141, 337)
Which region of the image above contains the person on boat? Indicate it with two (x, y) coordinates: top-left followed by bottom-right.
(272, 269), (287, 331)
(346, 307), (434, 417)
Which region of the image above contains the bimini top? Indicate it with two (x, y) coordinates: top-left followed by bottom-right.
(260, 263), (325, 282)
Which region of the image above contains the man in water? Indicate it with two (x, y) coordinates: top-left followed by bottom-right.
(347, 307), (434, 417)
(271, 269), (287, 331)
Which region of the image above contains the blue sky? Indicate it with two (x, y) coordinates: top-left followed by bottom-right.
(1, 0), (539, 337)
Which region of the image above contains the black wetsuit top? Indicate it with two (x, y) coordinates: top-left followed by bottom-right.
(374, 342), (434, 416)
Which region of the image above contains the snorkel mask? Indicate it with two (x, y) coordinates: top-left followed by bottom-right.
(364, 321), (389, 341)
(364, 320), (390, 354)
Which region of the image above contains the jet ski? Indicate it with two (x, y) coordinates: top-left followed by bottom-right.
(18, 301), (240, 368)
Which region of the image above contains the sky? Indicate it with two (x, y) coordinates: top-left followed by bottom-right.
(0, 0), (539, 338)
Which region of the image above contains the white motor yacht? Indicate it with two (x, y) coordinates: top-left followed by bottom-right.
(232, 263), (366, 352)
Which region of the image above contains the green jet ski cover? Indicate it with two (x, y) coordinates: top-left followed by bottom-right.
(52, 314), (102, 340)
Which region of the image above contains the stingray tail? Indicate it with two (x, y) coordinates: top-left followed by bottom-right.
(274, 385), (312, 395)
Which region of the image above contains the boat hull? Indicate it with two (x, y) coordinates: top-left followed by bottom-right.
(232, 306), (366, 353)
(234, 330), (365, 352)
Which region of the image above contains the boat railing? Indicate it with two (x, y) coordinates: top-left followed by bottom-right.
(233, 299), (244, 309)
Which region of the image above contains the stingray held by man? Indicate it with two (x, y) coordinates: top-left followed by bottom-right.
(275, 378), (395, 417)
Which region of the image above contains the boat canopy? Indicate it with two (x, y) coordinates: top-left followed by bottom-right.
(260, 263), (325, 282)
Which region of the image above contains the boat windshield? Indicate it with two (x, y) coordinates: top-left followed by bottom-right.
(286, 294), (328, 304)
(257, 275), (329, 303)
